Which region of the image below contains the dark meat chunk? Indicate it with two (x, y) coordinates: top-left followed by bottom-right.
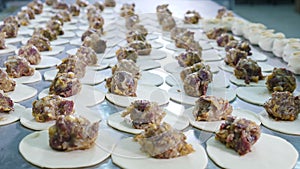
(76, 0), (89, 7)
(112, 59), (140, 79)
(183, 67), (213, 97)
(0, 23), (18, 38)
(57, 55), (87, 79)
(193, 96), (232, 121)
(5, 56), (35, 78)
(266, 68), (296, 93)
(75, 46), (98, 65)
(122, 100), (166, 129)
(264, 91), (300, 121)
(206, 28), (227, 40)
(46, 20), (64, 36)
(0, 32), (6, 49)
(116, 47), (138, 62)
(134, 122), (194, 159)
(33, 27), (57, 41)
(216, 33), (234, 47)
(49, 72), (82, 97)
(180, 62), (209, 81)
(18, 44), (41, 65)
(184, 10), (202, 24)
(32, 95), (74, 122)
(224, 48), (248, 67)
(234, 58), (264, 84)
(176, 50), (202, 67)
(49, 115), (99, 151)
(0, 69), (16, 92)
(0, 92), (14, 113)
(128, 40), (152, 55)
(126, 30), (146, 43)
(69, 4), (80, 16)
(215, 116), (261, 155)
(225, 40), (252, 56)
(27, 35), (51, 52)
(104, 0), (116, 7)
(82, 33), (106, 54)
(106, 71), (138, 97)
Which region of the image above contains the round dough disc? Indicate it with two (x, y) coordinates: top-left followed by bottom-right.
(38, 85), (105, 107)
(229, 75), (266, 87)
(13, 70), (42, 84)
(112, 136), (208, 169)
(31, 56), (61, 69)
(40, 46), (65, 56)
(140, 71), (164, 86)
(51, 38), (70, 46)
(202, 49), (222, 61)
(137, 49), (167, 60)
(168, 86), (236, 105)
(59, 31), (76, 38)
(165, 72), (229, 88)
(259, 110), (300, 135)
(5, 37), (24, 44)
(20, 106), (102, 130)
(165, 43), (185, 52)
(236, 87), (271, 106)
(106, 85), (170, 107)
(163, 62), (219, 74)
(43, 69), (107, 85)
(206, 133), (298, 169)
(7, 83), (37, 102)
(0, 103), (25, 126)
(186, 107), (261, 132)
(0, 45), (17, 55)
(107, 110), (189, 134)
(219, 62), (273, 73)
(19, 130), (116, 168)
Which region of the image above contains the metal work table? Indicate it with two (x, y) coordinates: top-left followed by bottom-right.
(0, 0), (299, 168)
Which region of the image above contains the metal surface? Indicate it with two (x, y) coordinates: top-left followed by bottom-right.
(0, 0), (299, 169)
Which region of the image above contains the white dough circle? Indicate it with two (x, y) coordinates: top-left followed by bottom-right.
(0, 104), (25, 126)
(139, 71), (164, 86)
(206, 133), (298, 169)
(51, 38), (70, 46)
(202, 49), (222, 61)
(107, 109), (189, 134)
(229, 75), (266, 87)
(236, 87), (271, 106)
(66, 47), (115, 59)
(13, 70), (42, 84)
(40, 46), (65, 56)
(136, 60), (161, 70)
(259, 110), (300, 135)
(0, 45), (17, 55)
(20, 106), (102, 131)
(7, 83), (37, 102)
(165, 43), (185, 52)
(186, 107), (261, 132)
(137, 49), (167, 60)
(31, 56), (62, 69)
(168, 86), (236, 105)
(163, 62), (219, 74)
(38, 85), (105, 107)
(112, 136), (208, 169)
(105, 85), (170, 107)
(165, 72), (229, 88)
(5, 37), (24, 44)
(19, 130), (116, 168)
(219, 62), (273, 73)
(59, 31), (76, 38)
(43, 69), (108, 85)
